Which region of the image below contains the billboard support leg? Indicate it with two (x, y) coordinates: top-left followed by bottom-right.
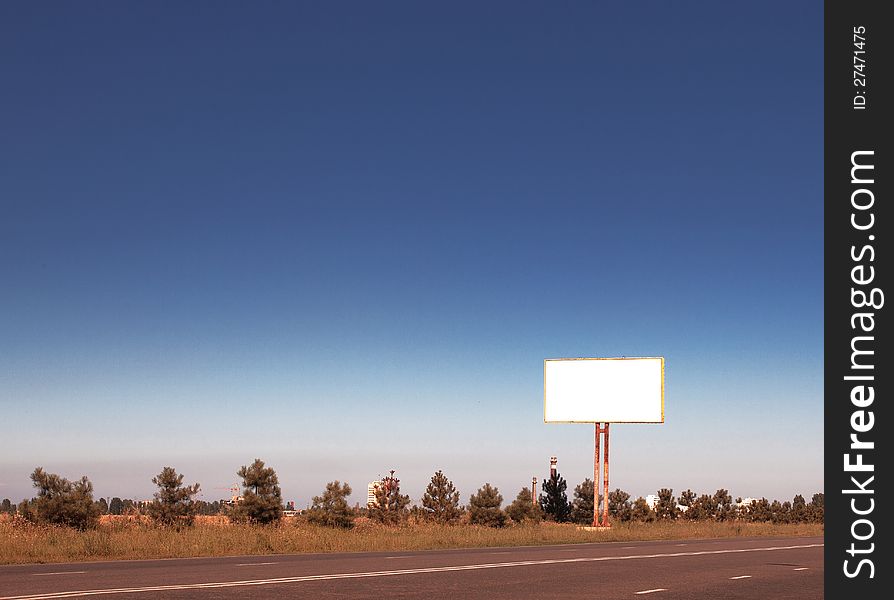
(591, 423), (612, 528)
(593, 423), (600, 527)
(602, 423), (610, 527)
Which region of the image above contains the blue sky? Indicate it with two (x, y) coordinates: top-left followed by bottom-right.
(0, 2), (822, 507)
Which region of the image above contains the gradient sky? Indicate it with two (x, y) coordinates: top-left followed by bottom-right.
(0, 2), (822, 507)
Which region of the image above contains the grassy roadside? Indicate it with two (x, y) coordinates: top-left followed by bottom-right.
(0, 518), (822, 565)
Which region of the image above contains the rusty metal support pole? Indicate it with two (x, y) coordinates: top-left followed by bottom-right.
(593, 422), (600, 527)
(602, 423), (610, 527)
(532, 477), (537, 507)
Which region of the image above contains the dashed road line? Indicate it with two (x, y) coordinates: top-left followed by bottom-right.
(32, 573), (87, 577)
(235, 562), (277, 567)
(729, 575), (752, 580)
(793, 567), (809, 571)
(634, 589), (667, 595)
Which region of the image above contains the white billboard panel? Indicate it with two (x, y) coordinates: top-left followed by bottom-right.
(544, 357), (664, 423)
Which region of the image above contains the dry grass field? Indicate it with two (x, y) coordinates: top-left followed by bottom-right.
(0, 514), (822, 565)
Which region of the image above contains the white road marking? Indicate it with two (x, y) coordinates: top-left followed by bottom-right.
(622, 546), (636, 549)
(675, 543), (686, 546)
(235, 562), (277, 567)
(793, 567), (809, 571)
(1, 543), (823, 600)
(31, 573), (86, 577)
(729, 575), (752, 580)
(635, 589), (667, 595)
(384, 556), (410, 559)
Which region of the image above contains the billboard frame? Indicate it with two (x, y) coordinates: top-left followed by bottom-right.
(543, 356), (665, 424)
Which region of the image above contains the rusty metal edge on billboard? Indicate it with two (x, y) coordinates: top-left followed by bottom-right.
(542, 357), (665, 424)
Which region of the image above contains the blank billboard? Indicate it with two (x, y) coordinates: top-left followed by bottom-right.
(544, 357), (664, 423)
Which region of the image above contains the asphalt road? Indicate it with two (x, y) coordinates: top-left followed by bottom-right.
(0, 536), (823, 600)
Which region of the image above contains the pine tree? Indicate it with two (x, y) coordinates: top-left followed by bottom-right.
(687, 494), (717, 521)
(408, 504), (427, 523)
(678, 489), (696, 508)
(608, 488), (632, 522)
(630, 497), (654, 522)
(808, 492), (824, 523)
(468, 483), (506, 527)
(420, 470), (463, 524)
(506, 487), (542, 523)
(684, 500), (701, 520)
(369, 471), (410, 525)
(745, 497), (771, 522)
(26, 467), (100, 529)
(539, 471), (571, 522)
(733, 497), (745, 520)
(713, 489), (734, 521)
(769, 500), (786, 523)
(307, 481), (354, 528)
(570, 479), (595, 524)
(148, 467), (201, 527)
(791, 494), (807, 523)
(782, 500), (794, 523)
(231, 458), (283, 524)
(655, 488), (677, 520)
(122, 498), (137, 515)
(109, 497), (124, 515)
(1, 498), (13, 514)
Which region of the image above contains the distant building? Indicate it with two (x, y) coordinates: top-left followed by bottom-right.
(645, 495), (659, 510)
(218, 485), (243, 507)
(223, 494), (244, 507)
(367, 482), (380, 507)
(738, 498), (758, 507)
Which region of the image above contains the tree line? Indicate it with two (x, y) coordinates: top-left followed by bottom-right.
(533, 472), (825, 525)
(3, 462), (823, 530)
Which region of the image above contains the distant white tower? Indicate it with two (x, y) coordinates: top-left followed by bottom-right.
(367, 482), (380, 507)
